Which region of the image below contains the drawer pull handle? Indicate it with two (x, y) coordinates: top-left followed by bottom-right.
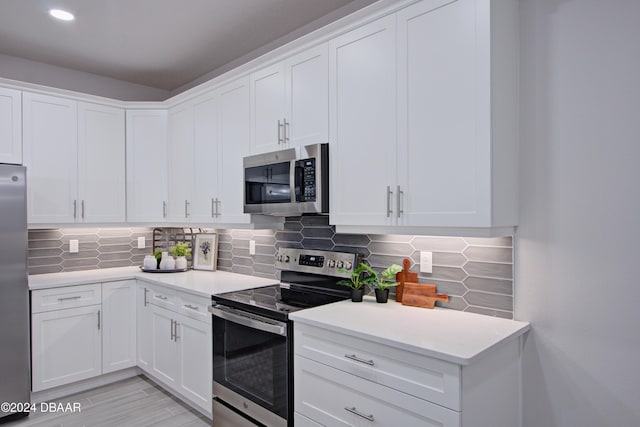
(344, 407), (374, 422)
(184, 304), (199, 311)
(57, 296), (81, 302)
(345, 354), (374, 366)
(155, 295), (168, 300)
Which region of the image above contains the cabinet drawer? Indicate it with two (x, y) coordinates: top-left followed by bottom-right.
(294, 323), (461, 410)
(178, 291), (210, 323)
(32, 283), (102, 313)
(295, 356), (461, 427)
(144, 283), (179, 310)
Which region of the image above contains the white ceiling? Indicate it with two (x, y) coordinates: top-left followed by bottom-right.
(0, 0), (374, 91)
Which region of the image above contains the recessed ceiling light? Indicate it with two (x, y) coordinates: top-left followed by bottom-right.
(49, 9), (75, 21)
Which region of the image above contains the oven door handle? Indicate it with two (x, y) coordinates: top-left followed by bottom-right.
(209, 305), (287, 337)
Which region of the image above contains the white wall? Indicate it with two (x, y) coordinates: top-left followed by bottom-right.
(516, 0), (640, 426)
(0, 53), (169, 101)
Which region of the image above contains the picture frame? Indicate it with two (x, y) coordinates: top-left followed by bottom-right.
(193, 233), (218, 271)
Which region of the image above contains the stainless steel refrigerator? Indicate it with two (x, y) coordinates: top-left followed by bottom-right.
(0, 164), (30, 420)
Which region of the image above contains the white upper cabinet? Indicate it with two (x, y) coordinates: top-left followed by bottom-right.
(164, 77), (250, 225)
(167, 103), (195, 222)
(331, 0), (518, 231)
(23, 92), (78, 224)
(329, 15), (397, 227)
(250, 43), (328, 155)
(0, 87), (22, 164)
(78, 102), (126, 223)
(216, 77), (251, 224)
(126, 109), (168, 223)
(191, 93), (220, 223)
(23, 94), (125, 225)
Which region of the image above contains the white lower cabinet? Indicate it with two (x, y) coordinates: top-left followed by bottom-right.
(32, 305), (102, 392)
(31, 280), (137, 392)
(137, 281), (212, 415)
(294, 323), (522, 427)
(102, 280), (137, 374)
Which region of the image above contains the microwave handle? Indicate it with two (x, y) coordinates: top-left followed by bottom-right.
(294, 161), (304, 202)
(209, 305), (287, 336)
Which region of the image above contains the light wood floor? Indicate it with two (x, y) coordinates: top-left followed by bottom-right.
(2, 375), (210, 427)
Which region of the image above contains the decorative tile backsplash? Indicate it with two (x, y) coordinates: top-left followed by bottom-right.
(215, 216), (514, 319)
(28, 217), (514, 318)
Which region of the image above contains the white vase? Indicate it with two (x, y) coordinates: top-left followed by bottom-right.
(143, 255), (157, 270)
(159, 252), (175, 270)
(175, 256), (187, 270)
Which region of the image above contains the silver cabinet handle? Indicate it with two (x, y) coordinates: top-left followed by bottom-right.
(170, 319), (175, 341)
(155, 294), (168, 300)
(143, 288), (149, 307)
(397, 185), (403, 218)
(344, 354), (374, 366)
(73, 200), (77, 219)
(386, 186), (393, 218)
(97, 310), (101, 330)
(174, 321), (179, 341)
(214, 198), (221, 217)
(163, 201), (167, 219)
(211, 198), (215, 218)
(185, 200), (190, 218)
(57, 296), (81, 302)
(184, 304), (199, 311)
(283, 118), (289, 143)
(81, 200), (85, 220)
(277, 120), (283, 144)
(344, 407), (374, 422)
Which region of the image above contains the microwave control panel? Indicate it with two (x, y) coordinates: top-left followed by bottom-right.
(296, 158), (316, 202)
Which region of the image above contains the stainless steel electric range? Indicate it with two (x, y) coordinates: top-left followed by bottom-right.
(209, 248), (360, 427)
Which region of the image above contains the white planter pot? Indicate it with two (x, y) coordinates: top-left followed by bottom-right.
(175, 256), (187, 270)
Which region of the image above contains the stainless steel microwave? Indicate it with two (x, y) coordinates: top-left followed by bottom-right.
(243, 143), (328, 216)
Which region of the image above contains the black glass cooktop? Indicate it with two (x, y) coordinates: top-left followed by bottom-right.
(212, 283), (348, 322)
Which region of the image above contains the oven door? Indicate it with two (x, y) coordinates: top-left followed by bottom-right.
(210, 304), (289, 427)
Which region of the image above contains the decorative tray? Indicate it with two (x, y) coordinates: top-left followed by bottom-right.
(139, 266), (190, 273)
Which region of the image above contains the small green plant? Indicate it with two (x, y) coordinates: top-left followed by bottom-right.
(337, 264), (374, 290)
(359, 263), (403, 290)
(153, 248), (163, 260)
(170, 243), (192, 257)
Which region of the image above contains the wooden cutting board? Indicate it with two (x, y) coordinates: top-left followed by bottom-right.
(401, 282), (449, 309)
(395, 258), (418, 302)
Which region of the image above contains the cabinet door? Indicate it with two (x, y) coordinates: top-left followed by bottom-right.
(150, 304), (179, 387)
(177, 315), (212, 414)
(192, 93), (220, 223)
(285, 44), (329, 148)
(23, 92), (78, 224)
(32, 305), (102, 391)
(78, 102), (126, 223)
(250, 63), (286, 154)
(126, 110), (168, 222)
(136, 284), (153, 373)
(0, 87), (22, 164)
(167, 104), (195, 222)
(397, 0), (490, 226)
(329, 15), (397, 226)
(102, 280), (136, 374)
(218, 77), (251, 224)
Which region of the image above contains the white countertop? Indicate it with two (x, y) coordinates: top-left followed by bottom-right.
(29, 266), (278, 297)
(289, 297), (530, 365)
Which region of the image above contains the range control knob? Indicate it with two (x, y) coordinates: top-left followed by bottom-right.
(284, 255), (290, 263)
(337, 261), (344, 269)
(344, 262), (353, 270)
(329, 260), (336, 268)
(276, 255), (282, 262)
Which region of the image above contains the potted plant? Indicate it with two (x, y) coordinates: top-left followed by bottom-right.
(359, 263), (403, 303)
(337, 264), (373, 302)
(170, 243), (192, 270)
(153, 248), (163, 269)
